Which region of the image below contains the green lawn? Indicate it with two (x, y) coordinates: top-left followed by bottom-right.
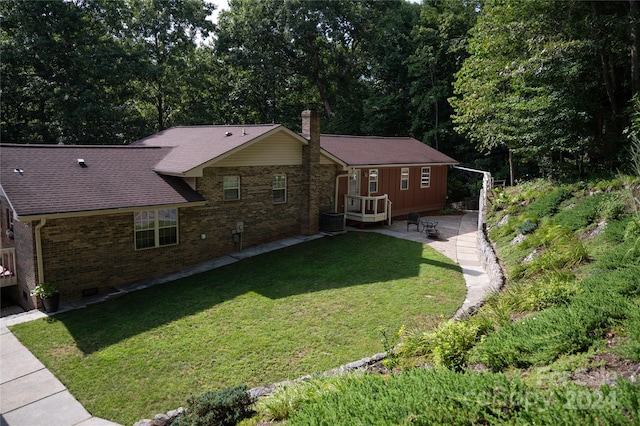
(10, 232), (465, 425)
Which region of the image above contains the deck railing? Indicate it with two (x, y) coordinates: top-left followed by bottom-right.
(0, 247), (17, 287)
(344, 194), (392, 225)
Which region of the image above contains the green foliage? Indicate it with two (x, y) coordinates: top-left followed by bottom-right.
(624, 214), (640, 242)
(474, 267), (638, 371)
(598, 194), (627, 221)
(397, 320), (479, 371)
(525, 188), (572, 217)
(553, 193), (609, 231)
(255, 374), (359, 421)
(517, 218), (538, 235)
(514, 224), (588, 278)
(520, 272), (580, 311)
(30, 282), (59, 299)
(174, 385), (254, 426)
(284, 368), (640, 426)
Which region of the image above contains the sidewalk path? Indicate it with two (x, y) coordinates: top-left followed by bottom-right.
(0, 216), (492, 426)
(0, 325), (121, 426)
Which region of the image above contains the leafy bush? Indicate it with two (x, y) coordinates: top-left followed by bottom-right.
(624, 214), (640, 241)
(520, 272), (579, 311)
(517, 218), (538, 235)
(397, 320), (479, 370)
(255, 374), (357, 421)
(174, 385), (254, 426)
(525, 187), (572, 217)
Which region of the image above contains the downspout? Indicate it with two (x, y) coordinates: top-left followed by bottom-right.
(35, 217), (47, 284)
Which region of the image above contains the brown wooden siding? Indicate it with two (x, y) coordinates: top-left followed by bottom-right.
(336, 165), (449, 217)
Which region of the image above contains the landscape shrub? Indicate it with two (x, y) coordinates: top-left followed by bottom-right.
(598, 194), (627, 221)
(520, 272), (579, 311)
(517, 218), (538, 235)
(525, 187), (572, 218)
(174, 385), (254, 426)
(553, 193), (608, 231)
(285, 368), (640, 426)
(255, 374), (357, 421)
(624, 214), (640, 241)
(475, 268), (637, 372)
(596, 241), (640, 269)
(603, 215), (634, 243)
(396, 320), (479, 371)
(619, 311), (640, 361)
(514, 224), (587, 278)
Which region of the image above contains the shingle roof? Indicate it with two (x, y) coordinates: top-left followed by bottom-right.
(0, 144), (205, 217)
(132, 124), (284, 175)
(319, 135), (458, 166)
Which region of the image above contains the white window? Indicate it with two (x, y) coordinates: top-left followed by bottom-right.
(421, 167), (431, 188)
(134, 208), (178, 250)
(273, 174), (287, 203)
(223, 176), (240, 200)
(400, 168), (409, 190)
(368, 169), (378, 194)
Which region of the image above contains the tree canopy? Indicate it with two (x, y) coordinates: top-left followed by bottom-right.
(1, 0), (639, 180)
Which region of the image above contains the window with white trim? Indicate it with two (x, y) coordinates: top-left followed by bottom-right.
(223, 176), (240, 200)
(400, 168), (409, 190)
(273, 174), (287, 203)
(134, 208), (178, 250)
(421, 167), (431, 188)
(368, 169), (378, 194)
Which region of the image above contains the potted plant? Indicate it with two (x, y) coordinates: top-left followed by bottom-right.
(31, 282), (60, 313)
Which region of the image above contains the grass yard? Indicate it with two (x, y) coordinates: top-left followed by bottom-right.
(10, 232), (466, 425)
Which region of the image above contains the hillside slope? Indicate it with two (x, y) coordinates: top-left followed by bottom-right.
(242, 177), (640, 425)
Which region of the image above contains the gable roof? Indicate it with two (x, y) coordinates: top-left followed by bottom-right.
(319, 135), (458, 167)
(132, 124), (306, 176)
(0, 144), (205, 219)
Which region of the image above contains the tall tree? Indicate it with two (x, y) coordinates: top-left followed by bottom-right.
(408, 0), (478, 151)
(451, 0), (635, 179)
(125, 0), (216, 131)
(0, 0), (146, 144)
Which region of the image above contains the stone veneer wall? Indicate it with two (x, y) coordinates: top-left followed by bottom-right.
(37, 163), (336, 305)
(475, 172), (504, 296)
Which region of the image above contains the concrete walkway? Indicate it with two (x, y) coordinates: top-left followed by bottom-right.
(0, 214), (492, 426)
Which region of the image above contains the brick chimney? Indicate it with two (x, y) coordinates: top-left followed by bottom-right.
(300, 110), (320, 235)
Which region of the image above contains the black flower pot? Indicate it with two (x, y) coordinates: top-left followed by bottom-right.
(41, 293), (60, 313)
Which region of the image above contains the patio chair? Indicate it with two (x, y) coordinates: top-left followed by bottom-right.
(423, 220), (439, 239)
(407, 212), (421, 231)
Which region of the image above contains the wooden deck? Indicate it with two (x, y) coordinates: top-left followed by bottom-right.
(0, 248), (17, 287)
(344, 194), (392, 225)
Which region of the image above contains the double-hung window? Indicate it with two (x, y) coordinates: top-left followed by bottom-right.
(134, 208), (178, 250)
(421, 167), (431, 188)
(400, 168), (409, 190)
(273, 174), (287, 203)
(223, 176), (240, 201)
(368, 169), (378, 194)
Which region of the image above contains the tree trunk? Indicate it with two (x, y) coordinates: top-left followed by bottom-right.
(631, 0), (639, 96)
(509, 149), (514, 186)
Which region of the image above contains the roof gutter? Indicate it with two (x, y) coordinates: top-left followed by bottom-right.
(35, 217), (46, 284)
(16, 201), (207, 222)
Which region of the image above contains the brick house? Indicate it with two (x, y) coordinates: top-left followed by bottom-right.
(0, 111), (456, 311)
